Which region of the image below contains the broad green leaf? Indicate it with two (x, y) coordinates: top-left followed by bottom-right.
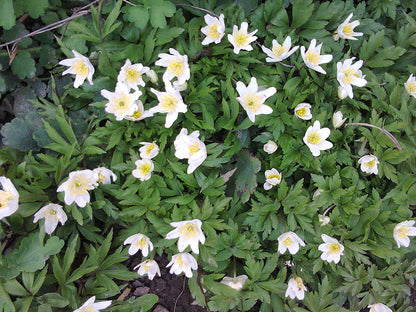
(0, 0), (15, 29)
(11, 50), (36, 79)
(126, 5), (149, 29)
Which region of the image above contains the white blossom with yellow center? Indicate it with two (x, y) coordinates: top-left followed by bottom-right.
(261, 36), (299, 63)
(124, 233), (153, 256)
(92, 167), (117, 185)
(201, 14), (225, 45)
(357, 154), (379, 175)
(101, 83), (140, 121)
(227, 22), (258, 54)
(166, 219), (205, 254)
(33, 203), (67, 234)
(303, 120), (333, 157)
(155, 48), (190, 85)
(139, 141), (160, 159)
(264, 168), (282, 190)
(278, 231), (305, 255)
(300, 39), (333, 74)
(285, 276), (307, 300)
(236, 77), (276, 122)
(59, 50), (94, 88)
(405, 74), (416, 98)
(336, 57), (367, 98)
(125, 100), (154, 121)
(294, 103), (312, 120)
(0, 177), (19, 220)
(134, 259), (161, 280)
(335, 13), (363, 40)
(318, 234), (344, 264)
(220, 275), (248, 291)
(117, 59), (149, 91)
(368, 303), (393, 312)
(132, 159), (154, 181)
(167, 252), (198, 278)
(174, 128), (207, 174)
(57, 170), (97, 208)
(73, 296), (111, 312)
(393, 220), (416, 248)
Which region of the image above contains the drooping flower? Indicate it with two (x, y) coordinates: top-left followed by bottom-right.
(149, 81), (187, 128)
(278, 232), (305, 255)
(337, 57), (367, 98)
(201, 14), (225, 45)
(220, 275), (248, 291)
(0, 177), (19, 220)
(145, 69), (158, 83)
(124, 100), (154, 121)
(335, 13), (363, 40)
(139, 142), (160, 159)
(318, 234), (344, 264)
(57, 170), (97, 208)
(132, 159), (154, 181)
(303, 120), (333, 156)
(393, 220), (416, 248)
(261, 36), (299, 63)
(134, 259), (161, 280)
(338, 86), (349, 99)
(228, 22), (258, 54)
(33, 204), (67, 234)
(155, 48), (190, 85)
(285, 276), (307, 300)
(294, 103), (312, 120)
(368, 303), (393, 312)
(404, 74), (416, 98)
(300, 39), (333, 74)
(174, 128), (207, 174)
(59, 50), (94, 88)
(124, 233), (154, 256)
(101, 83), (140, 121)
(73, 296), (111, 312)
(319, 215), (330, 226)
(264, 168), (282, 190)
(263, 140), (278, 154)
(167, 252), (198, 278)
(93, 167), (117, 185)
(117, 59), (149, 91)
(172, 80), (188, 92)
(358, 154), (379, 175)
(166, 219), (205, 254)
(236, 77), (276, 122)
(333, 111), (347, 128)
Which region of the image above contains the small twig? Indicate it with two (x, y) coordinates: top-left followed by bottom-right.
(278, 61), (295, 68)
(117, 287), (131, 301)
(175, 3), (219, 17)
(122, 0), (136, 6)
(173, 276), (187, 312)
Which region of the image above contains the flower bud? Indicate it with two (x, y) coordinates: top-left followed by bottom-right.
(313, 188), (324, 200)
(173, 81), (188, 91)
(145, 69), (158, 83)
(338, 86), (348, 99)
(319, 214), (330, 226)
(263, 140), (278, 154)
(220, 275), (248, 291)
(333, 111), (346, 128)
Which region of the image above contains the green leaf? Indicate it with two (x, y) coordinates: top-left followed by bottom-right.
(365, 46), (406, 68)
(3, 280), (29, 296)
(0, 0), (15, 29)
(11, 51), (36, 79)
(232, 151), (261, 203)
(1, 118), (39, 151)
(155, 27), (185, 46)
(126, 5), (149, 29)
(359, 31), (384, 60)
(291, 0), (314, 28)
(147, 0), (176, 29)
(37, 293), (69, 308)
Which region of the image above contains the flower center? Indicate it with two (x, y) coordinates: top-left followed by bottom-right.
(113, 94), (132, 114)
(180, 223), (197, 239)
(397, 226), (409, 238)
(243, 94), (261, 112)
(160, 94), (178, 113)
(0, 190), (13, 209)
(130, 109), (142, 119)
(307, 132), (321, 145)
(282, 237), (293, 246)
(126, 68), (140, 83)
(188, 142), (200, 156)
(294, 276), (303, 290)
(365, 160), (375, 168)
(49, 209), (57, 216)
(167, 60), (184, 76)
(305, 51), (320, 66)
(296, 107), (307, 117)
(267, 174), (280, 180)
(341, 66), (356, 84)
(139, 163), (151, 175)
(73, 60), (89, 77)
(69, 177), (90, 195)
(408, 81), (416, 93)
(146, 144), (155, 155)
(208, 24), (220, 39)
(329, 243), (340, 253)
(342, 24), (353, 37)
(142, 260), (151, 272)
(97, 172), (106, 183)
(234, 32), (248, 47)
(272, 44), (288, 58)
(80, 307), (95, 312)
(134, 238), (147, 248)
(176, 255), (186, 266)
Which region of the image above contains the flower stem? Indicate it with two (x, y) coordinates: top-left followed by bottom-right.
(175, 4), (219, 17)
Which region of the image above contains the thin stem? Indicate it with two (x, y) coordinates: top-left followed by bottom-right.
(279, 61), (295, 68)
(175, 3), (218, 17)
(173, 276), (186, 312)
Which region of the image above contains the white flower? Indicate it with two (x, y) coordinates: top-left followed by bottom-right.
(0, 177), (19, 220)
(335, 13), (363, 40)
(201, 14), (225, 45)
(134, 259), (161, 280)
(337, 57), (367, 98)
(101, 83), (140, 121)
(261, 36), (299, 62)
(139, 142), (160, 159)
(155, 48), (190, 85)
(57, 170), (97, 208)
(59, 50), (94, 88)
(303, 120), (333, 157)
(404, 74), (416, 98)
(167, 252), (198, 278)
(263, 140), (278, 154)
(264, 168), (282, 190)
(33, 204), (67, 234)
(368, 303), (393, 312)
(166, 219), (205, 254)
(285, 276), (307, 300)
(319, 215), (330, 226)
(333, 111), (346, 128)
(124, 100), (154, 121)
(73, 296), (111, 312)
(294, 103), (312, 120)
(300, 39), (333, 74)
(228, 22), (258, 54)
(93, 167), (117, 184)
(236, 77), (276, 122)
(174, 128), (207, 174)
(145, 69), (158, 83)
(124, 233), (153, 256)
(220, 275), (248, 291)
(132, 159), (154, 181)
(278, 232), (305, 255)
(149, 81), (187, 128)
(338, 86), (349, 99)
(318, 234), (344, 264)
(393, 220), (416, 248)
(358, 154), (379, 175)
(172, 80), (188, 92)
(117, 59), (149, 91)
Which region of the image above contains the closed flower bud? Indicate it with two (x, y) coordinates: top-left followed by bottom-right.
(263, 140), (278, 154)
(319, 214), (330, 226)
(146, 69), (158, 83)
(333, 111), (346, 128)
(338, 86), (348, 99)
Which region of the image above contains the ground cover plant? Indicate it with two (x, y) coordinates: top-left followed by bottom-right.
(0, 0), (416, 311)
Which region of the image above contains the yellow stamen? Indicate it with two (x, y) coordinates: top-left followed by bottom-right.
(80, 307), (95, 312)
(139, 163), (151, 175)
(134, 238), (147, 248)
(145, 144), (155, 155)
(365, 160), (375, 168)
(296, 108), (307, 117)
(408, 82), (416, 93)
(305, 51), (320, 66)
(160, 94), (178, 113)
(307, 132), (321, 144)
(176, 255), (185, 266)
(180, 223), (197, 239)
(73, 60), (89, 77)
(130, 109), (143, 119)
(243, 94), (261, 112)
(112, 94), (132, 115)
(272, 44), (288, 58)
(294, 276), (303, 290)
(329, 243), (340, 253)
(397, 226), (409, 239)
(267, 174), (280, 180)
(126, 68), (140, 83)
(188, 142), (200, 156)
(0, 191), (13, 209)
(142, 260), (151, 272)
(208, 24), (220, 39)
(167, 60), (184, 77)
(69, 177), (89, 196)
(342, 24), (353, 37)
(282, 237), (293, 246)
(234, 32), (248, 47)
